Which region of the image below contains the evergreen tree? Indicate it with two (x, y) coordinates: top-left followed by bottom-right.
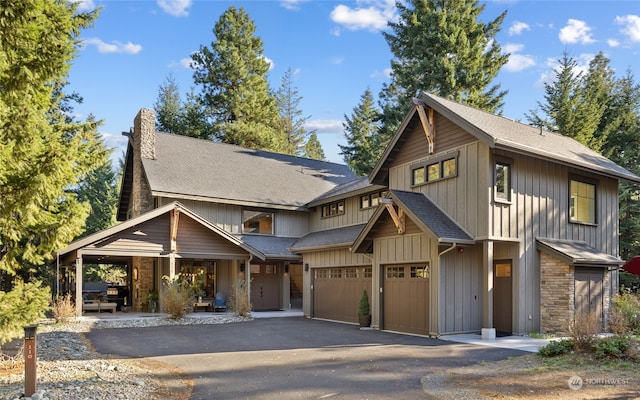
(181, 88), (213, 140)
(0, 1), (105, 276)
(339, 89), (381, 177)
(602, 70), (640, 261)
(154, 75), (183, 133)
(276, 67), (309, 156)
(74, 145), (119, 238)
(379, 0), (508, 141)
(527, 51), (608, 151)
(191, 6), (283, 151)
(303, 131), (326, 161)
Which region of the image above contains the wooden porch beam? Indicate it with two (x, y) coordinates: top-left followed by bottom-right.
(414, 100), (435, 154)
(380, 198), (405, 234)
(170, 208), (180, 253)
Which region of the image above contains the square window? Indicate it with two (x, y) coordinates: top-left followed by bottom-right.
(371, 193), (380, 207)
(427, 163), (440, 181)
(361, 195), (370, 209)
(443, 158), (456, 177)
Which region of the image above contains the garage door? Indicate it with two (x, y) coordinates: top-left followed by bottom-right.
(384, 264), (429, 335)
(313, 267), (371, 323)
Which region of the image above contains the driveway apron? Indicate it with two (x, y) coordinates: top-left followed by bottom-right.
(86, 317), (526, 399)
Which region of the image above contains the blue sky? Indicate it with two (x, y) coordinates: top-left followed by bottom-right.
(70, 0), (640, 165)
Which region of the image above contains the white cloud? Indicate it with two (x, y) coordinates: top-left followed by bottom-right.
(508, 21), (530, 36)
(370, 68), (391, 80)
(157, 0), (192, 17)
(616, 15), (640, 42)
(330, 0), (396, 32)
(73, 0), (95, 12)
(305, 119), (343, 134)
(83, 38), (142, 54)
(280, 0), (306, 11)
(559, 19), (595, 44)
(503, 43), (535, 72)
(263, 55), (275, 70)
(608, 39), (621, 48)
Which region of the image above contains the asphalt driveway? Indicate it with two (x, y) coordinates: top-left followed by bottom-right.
(86, 317), (527, 399)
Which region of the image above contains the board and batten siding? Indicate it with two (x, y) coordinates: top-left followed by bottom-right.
(493, 149), (620, 253)
(158, 197), (309, 237)
(388, 140), (491, 238)
(175, 216), (249, 258)
(309, 193), (380, 232)
(439, 247), (482, 334)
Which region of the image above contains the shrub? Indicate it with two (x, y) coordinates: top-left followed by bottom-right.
(51, 294), (75, 324)
(567, 311), (600, 351)
(593, 335), (631, 359)
(229, 279), (251, 317)
(610, 289), (640, 334)
(538, 338), (575, 357)
(0, 280), (50, 346)
(358, 289), (369, 317)
(160, 274), (193, 320)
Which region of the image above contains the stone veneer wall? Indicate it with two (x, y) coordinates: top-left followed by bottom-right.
(132, 256), (156, 312)
(540, 252), (574, 335)
(131, 109), (156, 218)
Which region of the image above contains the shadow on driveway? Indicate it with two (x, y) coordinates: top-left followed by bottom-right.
(87, 317), (526, 399)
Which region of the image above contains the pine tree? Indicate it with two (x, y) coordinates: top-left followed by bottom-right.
(303, 131), (326, 161)
(527, 51), (608, 152)
(191, 6), (283, 151)
(154, 75), (183, 133)
(276, 67), (309, 156)
(379, 0), (508, 141)
(339, 89), (381, 177)
(0, 1), (105, 276)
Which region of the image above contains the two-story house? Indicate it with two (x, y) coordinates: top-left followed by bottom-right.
(58, 92), (640, 338)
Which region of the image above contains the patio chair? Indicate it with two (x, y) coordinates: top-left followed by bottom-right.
(214, 292), (227, 312)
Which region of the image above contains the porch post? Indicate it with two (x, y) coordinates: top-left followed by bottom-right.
(482, 240), (495, 339)
(169, 253), (176, 279)
(75, 257), (83, 317)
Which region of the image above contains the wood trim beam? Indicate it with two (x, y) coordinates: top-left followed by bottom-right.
(380, 198), (405, 234)
(170, 208), (180, 253)
(415, 102), (435, 154)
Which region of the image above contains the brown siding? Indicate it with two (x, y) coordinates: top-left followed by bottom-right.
(176, 216), (248, 257)
(440, 246), (483, 333)
(87, 214), (171, 254)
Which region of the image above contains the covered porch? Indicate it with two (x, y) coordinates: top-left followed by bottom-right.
(57, 202), (264, 316)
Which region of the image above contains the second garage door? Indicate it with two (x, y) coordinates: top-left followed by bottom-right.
(383, 264), (430, 335)
(313, 267), (371, 323)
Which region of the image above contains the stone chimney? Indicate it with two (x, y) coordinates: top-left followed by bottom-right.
(131, 108), (156, 218)
(134, 108), (156, 160)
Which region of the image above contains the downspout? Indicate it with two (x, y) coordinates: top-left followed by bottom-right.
(439, 243), (457, 256)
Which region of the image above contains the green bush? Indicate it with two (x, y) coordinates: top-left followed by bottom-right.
(593, 335), (630, 358)
(0, 280), (50, 345)
(160, 274), (193, 319)
(358, 289), (369, 316)
(611, 289), (640, 334)
(538, 338), (575, 357)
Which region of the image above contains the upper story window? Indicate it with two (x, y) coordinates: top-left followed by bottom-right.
(495, 161), (511, 202)
(360, 191), (387, 209)
(242, 210), (274, 235)
(411, 151), (459, 186)
(570, 179), (596, 224)
(321, 200), (344, 218)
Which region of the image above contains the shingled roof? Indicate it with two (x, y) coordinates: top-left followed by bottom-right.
(142, 133), (357, 210)
(371, 91), (640, 185)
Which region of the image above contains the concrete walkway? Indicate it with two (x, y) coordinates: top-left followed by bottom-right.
(440, 333), (552, 353)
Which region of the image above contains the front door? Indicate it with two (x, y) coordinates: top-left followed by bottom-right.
(575, 268), (604, 331)
(250, 264), (280, 311)
(493, 260), (512, 335)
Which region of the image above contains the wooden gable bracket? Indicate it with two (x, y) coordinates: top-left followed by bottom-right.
(170, 208), (180, 253)
(380, 198), (405, 234)
(413, 99), (436, 154)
